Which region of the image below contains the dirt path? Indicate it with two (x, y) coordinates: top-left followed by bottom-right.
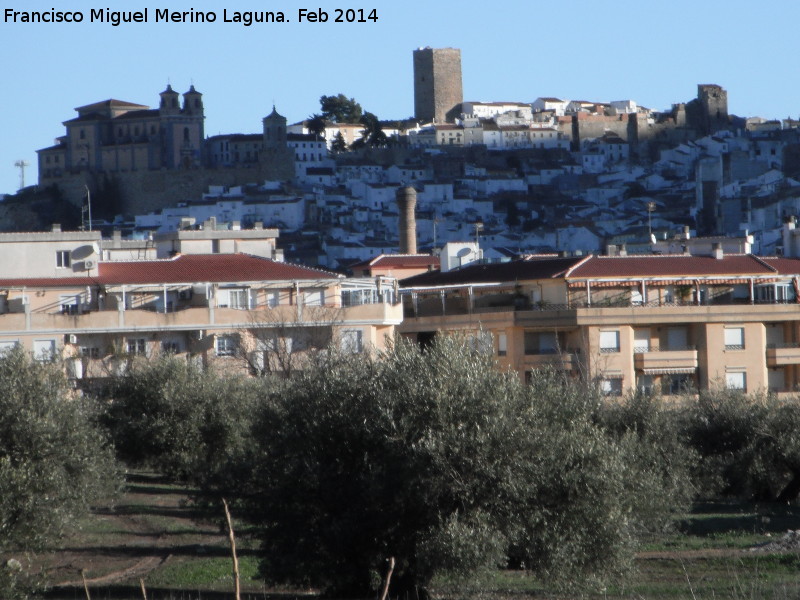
(33, 472), (229, 592)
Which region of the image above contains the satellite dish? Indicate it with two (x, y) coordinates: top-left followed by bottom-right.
(70, 245), (96, 260)
(91, 242), (100, 254)
(456, 248), (472, 258)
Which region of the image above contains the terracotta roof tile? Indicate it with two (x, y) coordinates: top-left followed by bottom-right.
(567, 255), (775, 279)
(0, 277), (97, 288)
(757, 257), (800, 275)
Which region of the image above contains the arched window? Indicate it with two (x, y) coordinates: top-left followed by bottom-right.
(183, 127), (190, 142)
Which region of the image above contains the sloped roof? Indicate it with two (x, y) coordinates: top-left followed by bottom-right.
(352, 254), (440, 271)
(567, 254), (778, 279)
(399, 254), (800, 289)
(98, 254), (339, 284)
(75, 99), (149, 112)
(0, 277), (97, 288)
(756, 257), (800, 275)
(401, 256), (583, 287)
(0, 255), (340, 288)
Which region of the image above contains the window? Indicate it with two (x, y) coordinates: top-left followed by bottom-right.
(667, 327), (689, 350)
(216, 335), (237, 357)
(637, 375), (655, 395)
(161, 340), (181, 354)
(525, 331), (558, 355)
(266, 291), (280, 308)
(0, 340), (18, 354)
(633, 329), (650, 353)
(726, 371), (746, 391)
(60, 294), (81, 315)
(467, 331), (493, 354)
(33, 339), (56, 361)
(81, 346), (100, 359)
(56, 250), (71, 269)
(497, 332), (507, 357)
(341, 329), (363, 354)
(217, 288), (250, 310)
(599, 330), (621, 353)
(724, 327), (745, 350)
(127, 338), (147, 356)
(600, 377), (623, 396)
(304, 289), (324, 306)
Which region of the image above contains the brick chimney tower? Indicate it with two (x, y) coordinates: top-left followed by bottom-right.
(397, 186), (417, 254)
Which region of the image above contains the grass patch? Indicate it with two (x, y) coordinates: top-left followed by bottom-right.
(144, 555), (262, 590)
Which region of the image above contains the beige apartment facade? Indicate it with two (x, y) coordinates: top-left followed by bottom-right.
(0, 231), (401, 381)
(399, 253), (800, 396)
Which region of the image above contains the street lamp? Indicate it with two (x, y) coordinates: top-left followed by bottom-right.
(646, 201), (656, 238)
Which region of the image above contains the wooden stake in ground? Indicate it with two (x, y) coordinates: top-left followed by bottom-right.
(222, 498), (241, 600)
(81, 570), (91, 600)
(379, 556), (396, 600)
(139, 577), (148, 600)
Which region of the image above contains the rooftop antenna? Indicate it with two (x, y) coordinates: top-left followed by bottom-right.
(14, 160), (29, 190)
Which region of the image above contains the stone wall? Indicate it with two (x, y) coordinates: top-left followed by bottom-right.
(44, 148), (294, 218)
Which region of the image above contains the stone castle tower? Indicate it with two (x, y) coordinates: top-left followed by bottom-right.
(697, 84), (729, 134)
(413, 47), (463, 124)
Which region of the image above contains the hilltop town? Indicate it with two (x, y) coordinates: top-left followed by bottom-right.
(10, 47), (800, 268)
(2, 48), (800, 397)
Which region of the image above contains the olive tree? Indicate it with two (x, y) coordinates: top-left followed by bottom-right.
(103, 356), (262, 490)
(247, 337), (690, 598)
(0, 349), (119, 595)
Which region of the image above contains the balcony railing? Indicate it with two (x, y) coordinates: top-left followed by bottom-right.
(766, 343), (800, 367)
(634, 347), (699, 372)
(403, 294), (800, 319)
(523, 352), (579, 371)
(634, 345), (695, 353)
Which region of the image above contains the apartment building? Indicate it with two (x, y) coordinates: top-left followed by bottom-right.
(0, 229), (401, 381)
(399, 252), (800, 396)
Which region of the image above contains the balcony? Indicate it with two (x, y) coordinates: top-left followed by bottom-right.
(634, 346), (698, 374)
(766, 344), (800, 367)
(523, 351), (579, 372)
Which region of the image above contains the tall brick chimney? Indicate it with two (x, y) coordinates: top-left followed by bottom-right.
(397, 186), (417, 254)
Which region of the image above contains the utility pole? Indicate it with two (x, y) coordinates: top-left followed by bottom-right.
(14, 160), (29, 190)
(84, 185), (93, 231)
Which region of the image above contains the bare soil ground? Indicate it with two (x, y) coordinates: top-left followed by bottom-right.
(20, 472), (303, 599)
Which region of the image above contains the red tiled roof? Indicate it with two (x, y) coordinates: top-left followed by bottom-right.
(756, 257), (800, 275)
(0, 277), (97, 288)
(98, 254), (339, 284)
(0, 255), (339, 288)
(567, 255), (776, 279)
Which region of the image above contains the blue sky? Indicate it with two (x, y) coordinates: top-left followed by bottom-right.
(2, 0), (799, 195)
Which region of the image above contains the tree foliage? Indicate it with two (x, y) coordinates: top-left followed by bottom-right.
(319, 93), (363, 123)
(682, 389), (800, 502)
(331, 131), (348, 154)
(103, 356), (262, 491)
(352, 111), (388, 149)
(0, 349), (119, 552)
(245, 338), (689, 598)
(306, 113), (327, 139)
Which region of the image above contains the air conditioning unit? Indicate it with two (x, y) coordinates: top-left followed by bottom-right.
(84, 259), (96, 270)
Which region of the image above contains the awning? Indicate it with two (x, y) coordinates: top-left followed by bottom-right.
(642, 367), (697, 375)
